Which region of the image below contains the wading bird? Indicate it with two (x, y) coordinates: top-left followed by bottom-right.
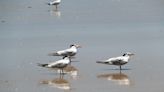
(48, 44), (81, 57)
(48, 0), (61, 9)
(38, 56), (70, 74)
(96, 52), (134, 70)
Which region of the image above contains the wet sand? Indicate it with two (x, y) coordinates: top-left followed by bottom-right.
(0, 0), (164, 92)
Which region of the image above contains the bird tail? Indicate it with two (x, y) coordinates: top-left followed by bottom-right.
(45, 2), (50, 5)
(37, 63), (48, 67)
(96, 61), (104, 64)
(96, 61), (110, 64)
(48, 52), (59, 56)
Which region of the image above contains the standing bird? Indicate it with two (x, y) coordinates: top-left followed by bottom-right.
(38, 56), (70, 74)
(96, 52), (134, 70)
(48, 44), (81, 57)
(48, 0), (61, 9)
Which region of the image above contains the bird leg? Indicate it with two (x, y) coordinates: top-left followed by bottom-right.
(59, 68), (63, 75)
(55, 5), (58, 10)
(69, 59), (72, 65)
(120, 65), (122, 70)
(59, 73), (64, 79)
(61, 68), (63, 74)
(60, 72), (62, 78)
(59, 69), (62, 75)
(119, 69), (122, 74)
(68, 57), (72, 65)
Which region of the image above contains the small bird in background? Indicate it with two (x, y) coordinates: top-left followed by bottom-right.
(48, 44), (81, 57)
(38, 56), (70, 74)
(48, 0), (61, 9)
(96, 52), (134, 70)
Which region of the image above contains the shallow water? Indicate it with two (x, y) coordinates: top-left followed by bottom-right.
(0, 0), (164, 92)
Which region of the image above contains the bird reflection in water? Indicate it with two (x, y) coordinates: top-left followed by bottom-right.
(48, 4), (61, 17)
(49, 9), (61, 17)
(41, 75), (71, 90)
(97, 72), (131, 86)
(52, 65), (79, 80)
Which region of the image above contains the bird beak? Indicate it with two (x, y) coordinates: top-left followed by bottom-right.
(76, 45), (82, 48)
(130, 53), (135, 56)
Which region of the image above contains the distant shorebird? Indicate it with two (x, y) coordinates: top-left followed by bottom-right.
(48, 44), (81, 57)
(96, 52), (134, 70)
(48, 0), (61, 9)
(38, 56), (70, 74)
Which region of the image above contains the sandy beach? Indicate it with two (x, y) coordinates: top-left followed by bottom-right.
(0, 0), (164, 92)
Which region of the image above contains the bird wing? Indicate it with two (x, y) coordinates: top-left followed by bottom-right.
(50, 0), (58, 4)
(97, 56), (128, 65)
(50, 0), (60, 4)
(48, 47), (74, 56)
(48, 59), (65, 68)
(96, 58), (118, 65)
(107, 56), (122, 61)
(57, 48), (74, 55)
(107, 56), (127, 65)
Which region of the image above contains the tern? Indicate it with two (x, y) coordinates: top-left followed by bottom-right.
(38, 56), (70, 74)
(48, 44), (81, 57)
(96, 52), (134, 70)
(48, 0), (61, 9)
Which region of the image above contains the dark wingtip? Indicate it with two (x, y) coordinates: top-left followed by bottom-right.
(96, 61), (103, 63)
(48, 53), (53, 56)
(96, 61), (109, 64)
(46, 2), (50, 5)
(48, 53), (59, 56)
(37, 63), (48, 67)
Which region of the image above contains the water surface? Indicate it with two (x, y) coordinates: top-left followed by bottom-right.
(0, 0), (164, 92)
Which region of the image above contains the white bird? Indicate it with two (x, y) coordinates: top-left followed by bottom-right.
(96, 52), (134, 70)
(48, 0), (61, 9)
(38, 56), (70, 74)
(48, 44), (81, 57)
